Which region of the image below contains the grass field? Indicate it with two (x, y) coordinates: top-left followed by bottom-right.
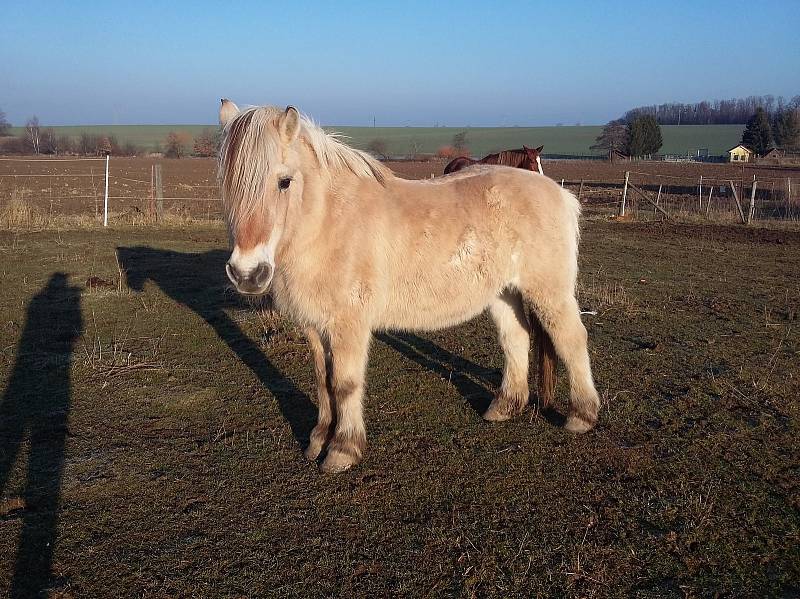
(8, 124), (745, 157)
(0, 220), (798, 596)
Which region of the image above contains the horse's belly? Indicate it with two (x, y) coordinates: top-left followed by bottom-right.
(377, 269), (507, 332)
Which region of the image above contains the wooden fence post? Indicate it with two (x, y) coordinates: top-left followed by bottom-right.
(577, 179), (584, 202)
(654, 184), (662, 217)
(148, 164), (156, 219)
(154, 163), (164, 221)
(620, 171), (629, 216)
(729, 180), (746, 224)
(706, 185), (713, 217)
(747, 179), (757, 224)
(628, 183), (670, 219)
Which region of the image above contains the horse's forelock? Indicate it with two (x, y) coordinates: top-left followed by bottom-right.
(219, 105), (392, 235)
(219, 107), (282, 233)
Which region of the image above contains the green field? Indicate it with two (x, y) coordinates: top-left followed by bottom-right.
(9, 124), (744, 157)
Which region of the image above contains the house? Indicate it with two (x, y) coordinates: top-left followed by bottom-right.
(727, 144), (753, 163)
(761, 147), (784, 160)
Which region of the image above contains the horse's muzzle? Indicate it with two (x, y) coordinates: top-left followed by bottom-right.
(226, 260), (273, 295)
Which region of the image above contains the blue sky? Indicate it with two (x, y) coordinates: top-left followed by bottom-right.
(2, 1), (798, 126)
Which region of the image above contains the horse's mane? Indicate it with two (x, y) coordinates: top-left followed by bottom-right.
(219, 106), (391, 228)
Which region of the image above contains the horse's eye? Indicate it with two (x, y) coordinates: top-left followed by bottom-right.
(278, 177), (292, 191)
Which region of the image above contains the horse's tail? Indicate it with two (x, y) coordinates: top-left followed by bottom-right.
(531, 311), (557, 408)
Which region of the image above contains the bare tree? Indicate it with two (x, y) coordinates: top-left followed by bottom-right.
(0, 108), (10, 137)
(591, 119), (628, 154)
(452, 131), (469, 154)
(192, 128), (221, 157)
(165, 131), (191, 158)
(25, 116), (41, 154)
(366, 138), (389, 160)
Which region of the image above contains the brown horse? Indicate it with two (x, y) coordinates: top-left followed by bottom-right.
(444, 145), (544, 175)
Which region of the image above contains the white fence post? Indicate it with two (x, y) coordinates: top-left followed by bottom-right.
(103, 154), (110, 227)
(699, 175), (703, 211)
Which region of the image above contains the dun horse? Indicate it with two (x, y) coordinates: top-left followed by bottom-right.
(444, 145), (544, 176)
(218, 100), (599, 473)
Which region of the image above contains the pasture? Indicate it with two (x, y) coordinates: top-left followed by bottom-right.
(1, 217), (798, 596)
(8, 124), (746, 157)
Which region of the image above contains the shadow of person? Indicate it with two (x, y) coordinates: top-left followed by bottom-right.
(115, 246), (316, 448)
(0, 273), (82, 597)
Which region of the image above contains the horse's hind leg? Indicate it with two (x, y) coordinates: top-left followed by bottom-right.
(320, 325), (371, 473)
(304, 327), (333, 461)
(526, 291), (600, 432)
(484, 289), (531, 421)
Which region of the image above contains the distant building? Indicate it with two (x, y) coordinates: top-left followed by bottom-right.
(608, 149), (627, 162)
(761, 148), (784, 160)
(727, 144), (753, 163)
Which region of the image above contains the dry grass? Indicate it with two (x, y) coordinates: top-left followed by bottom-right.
(0, 197), (221, 231)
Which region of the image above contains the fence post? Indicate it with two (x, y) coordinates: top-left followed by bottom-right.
(698, 175), (703, 212)
(620, 171), (629, 216)
(730, 180), (746, 224)
(154, 163), (164, 221)
(577, 179), (584, 201)
(148, 165), (156, 219)
(103, 154), (109, 227)
(654, 184), (662, 216)
(706, 185), (713, 217)
(789, 178), (792, 219)
(747, 179), (757, 224)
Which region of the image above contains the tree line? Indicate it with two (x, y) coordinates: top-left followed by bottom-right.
(623, 95), (800, 125)
(594, 95), (800, 157)
(0, 109), (222, 158)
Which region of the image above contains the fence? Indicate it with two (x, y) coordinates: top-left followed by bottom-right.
(0, 156), (223, 225)
(560, 170), (798, 223)
(1, 157), (798, 226)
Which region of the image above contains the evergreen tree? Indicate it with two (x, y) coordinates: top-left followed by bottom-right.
(626, 115), (662, 157)
(773, 110), (800, 151)
(741, 108), (773, 154)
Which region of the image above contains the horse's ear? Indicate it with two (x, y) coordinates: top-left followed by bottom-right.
(536, 145), (544, 152)
(279, 106), (301, 143)
(219, 99), (240, 127)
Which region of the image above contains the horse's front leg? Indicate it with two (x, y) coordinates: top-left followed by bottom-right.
(304, 327), (333, 461)
(320, 326), (371, 473)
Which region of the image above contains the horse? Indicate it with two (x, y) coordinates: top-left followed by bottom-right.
(218, 100), (600, 473)
(443, 145), (544, 176)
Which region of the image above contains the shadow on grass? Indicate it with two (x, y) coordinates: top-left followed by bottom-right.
(116, 247), (316, 448)
(377, 332), (566, 426)
(0, 273), (82, 597)
(377, 332), (498, 416)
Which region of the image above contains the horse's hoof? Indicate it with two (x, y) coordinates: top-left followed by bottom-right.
(304, 443), (323, 461)
(482, 405), (511, 422)
(320, 450), (357, 473)
(564, 415), (595, 434)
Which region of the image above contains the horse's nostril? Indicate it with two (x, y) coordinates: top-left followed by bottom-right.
(225, 262), (242, 285)
(252, 262), (273, 288)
